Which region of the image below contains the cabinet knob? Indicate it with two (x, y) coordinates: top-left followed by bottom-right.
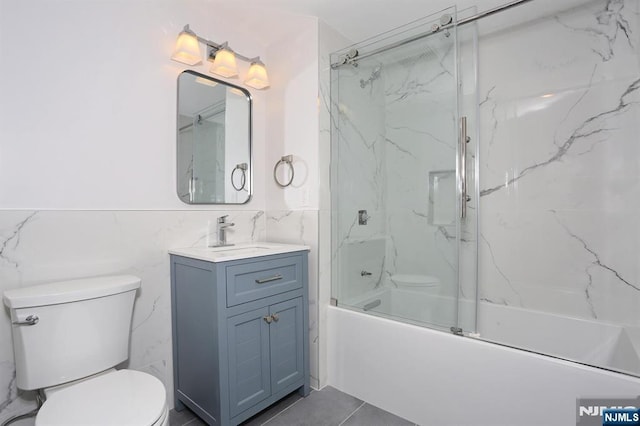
(271, 313), (279, 322)
(263, 315), (273, 324)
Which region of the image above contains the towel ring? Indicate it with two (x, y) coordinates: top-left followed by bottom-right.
(273, 155), (294, 188)
(231, 163), (247, 191)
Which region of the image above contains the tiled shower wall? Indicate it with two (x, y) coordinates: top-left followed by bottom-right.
(330, 0), (640, 352)
(476, 0), (640, 326)
(330, 11), (469, 311)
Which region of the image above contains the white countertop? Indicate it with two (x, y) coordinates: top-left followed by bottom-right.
(169, 242), (310, 263)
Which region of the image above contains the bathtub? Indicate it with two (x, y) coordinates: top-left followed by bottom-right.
(348, 287), (640, 376)
(327, 289), (640, 426)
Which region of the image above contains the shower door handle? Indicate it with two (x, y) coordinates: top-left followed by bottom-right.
(460, 117), (469, 219)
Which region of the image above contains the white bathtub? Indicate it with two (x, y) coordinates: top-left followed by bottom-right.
(348, 287), (640, 376)
(328, 291), (640, 426)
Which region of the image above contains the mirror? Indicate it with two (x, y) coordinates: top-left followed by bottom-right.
(177, 70), (252, 204)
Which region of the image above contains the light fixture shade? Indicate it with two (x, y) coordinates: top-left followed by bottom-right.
(171, 29), (202, 65)
(210, 49), (238, 78)
(244, 61), (270, 90)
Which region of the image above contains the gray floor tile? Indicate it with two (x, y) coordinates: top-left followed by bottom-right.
(265, 386), (363, 426)
(342, 403), (414, 426)
(184, 417), (208, 426)
(169, 406), (198, 426)
(240, 390), (303, 426)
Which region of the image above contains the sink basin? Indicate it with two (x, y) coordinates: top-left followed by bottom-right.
(169, 242), (310, 263)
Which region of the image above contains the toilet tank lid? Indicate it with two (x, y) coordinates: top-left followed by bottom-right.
(3, 275), (141, 309)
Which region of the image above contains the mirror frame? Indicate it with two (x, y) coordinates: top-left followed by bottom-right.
(176, 70), (253, 205)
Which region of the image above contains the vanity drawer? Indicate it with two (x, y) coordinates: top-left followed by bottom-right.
(226, 255), (303, 307)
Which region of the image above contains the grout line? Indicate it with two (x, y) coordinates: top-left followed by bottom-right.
(338, 402), (366, 426)
(260, 391), (314, 426)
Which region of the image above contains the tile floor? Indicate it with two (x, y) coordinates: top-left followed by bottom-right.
(169, 386), (417, 426)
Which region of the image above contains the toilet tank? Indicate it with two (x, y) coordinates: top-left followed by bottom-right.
(3, 275), (141, 391)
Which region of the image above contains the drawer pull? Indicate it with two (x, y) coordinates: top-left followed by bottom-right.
(263, 315), (273, 324)
(255, 274), (283, 284)
(271, 313), (279, 322)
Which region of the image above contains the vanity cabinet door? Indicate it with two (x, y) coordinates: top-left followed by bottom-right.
(227, 307), (272, 418)
(269, 297), (304, 395)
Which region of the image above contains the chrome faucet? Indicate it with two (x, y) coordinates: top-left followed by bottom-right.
(215, 215), (235, 247)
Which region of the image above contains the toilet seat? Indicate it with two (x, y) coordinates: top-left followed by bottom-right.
(36, 369), (167, 426)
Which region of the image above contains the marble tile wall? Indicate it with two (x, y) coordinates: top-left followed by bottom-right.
(330, 11), (466, 329)
(476, 0), (640, 329)
(329, 0), (640, 368)
(0, 210), (266, 423)
(265, 210), (320, 389)
(382, 33), (460, 299)
(331, 58), (388, 303)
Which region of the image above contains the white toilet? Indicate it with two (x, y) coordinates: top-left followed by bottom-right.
(3, 275), (169, 426)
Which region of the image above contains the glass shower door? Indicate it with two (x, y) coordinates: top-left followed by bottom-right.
(331, 7), (469, 332)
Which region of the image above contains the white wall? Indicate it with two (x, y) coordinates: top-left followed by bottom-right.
(0, 0), (268, 210)
(0, 0), (325, 422)
(262, 14), (324, 388)
(265, 16), (320, 211)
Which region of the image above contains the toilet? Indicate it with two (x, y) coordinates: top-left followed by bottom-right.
(3, 275), (168, 426)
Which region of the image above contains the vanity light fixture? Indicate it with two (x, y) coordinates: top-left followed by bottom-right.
(210, 45), (238, 78)
(171, 25), (202, 66)
(171, 24), (270, 90)
(244, 60), (270, 90)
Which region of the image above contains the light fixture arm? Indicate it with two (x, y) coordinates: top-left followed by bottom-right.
(182, 25), (258, 64)
(206, 43), (258, 64)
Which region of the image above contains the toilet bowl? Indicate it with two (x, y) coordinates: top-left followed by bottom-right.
(36, 369), (168, 426)
(3, 275), (168, 426)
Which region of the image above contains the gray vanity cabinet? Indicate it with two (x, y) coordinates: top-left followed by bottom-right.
(170, 251), (310, 426)
(227, 297), (304, 417)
